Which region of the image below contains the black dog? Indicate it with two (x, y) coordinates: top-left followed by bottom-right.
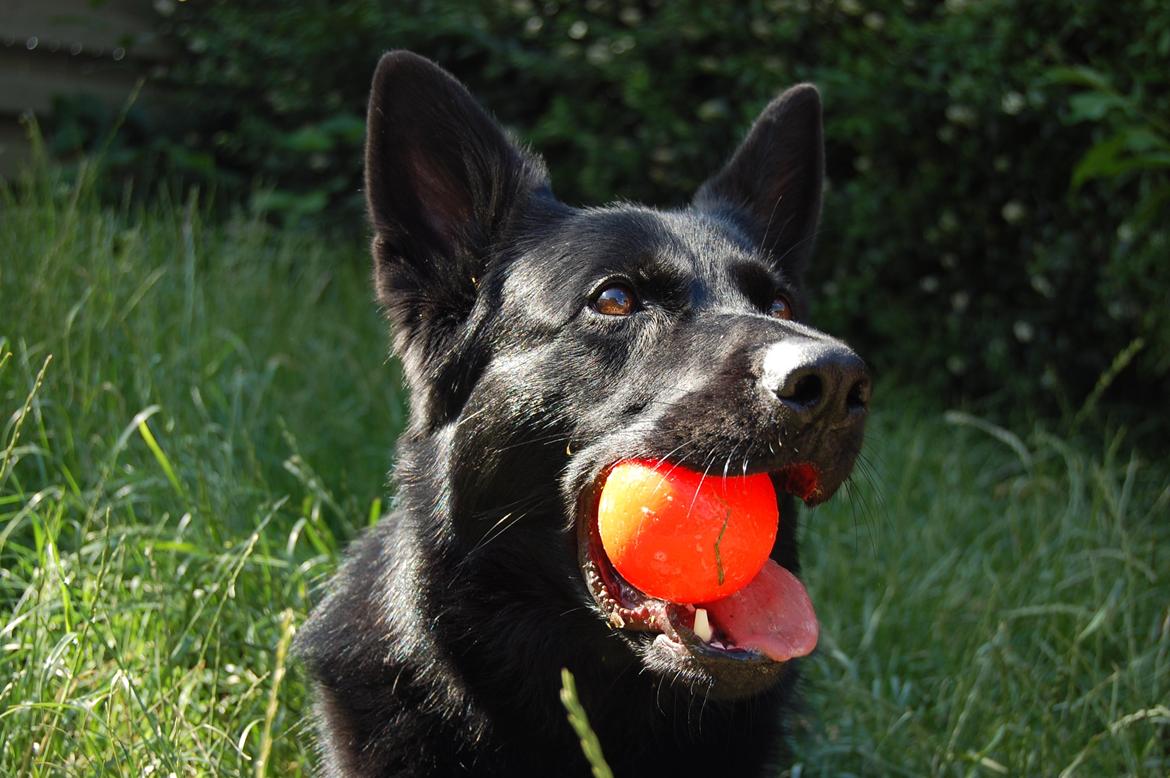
(296, 51), (869, 777)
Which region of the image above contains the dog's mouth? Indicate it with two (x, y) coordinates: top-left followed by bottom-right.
(577, 463), (822, 668)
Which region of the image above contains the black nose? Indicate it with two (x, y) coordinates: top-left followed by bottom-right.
(762, 339), (870, 427)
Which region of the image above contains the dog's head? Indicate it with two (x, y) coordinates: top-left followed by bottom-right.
(365, 51), (868, 699)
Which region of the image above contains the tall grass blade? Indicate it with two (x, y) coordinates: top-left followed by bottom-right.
(560, 668), (613, 778)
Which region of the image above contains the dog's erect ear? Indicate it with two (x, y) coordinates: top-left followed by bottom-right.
(365, 51), (548, 329)
(694, 84), (824, 278)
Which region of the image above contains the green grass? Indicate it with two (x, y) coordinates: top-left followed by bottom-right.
(795, 410), (1170, 775)
(2, 166), (1168, 776)
(0, 164), (405, 775)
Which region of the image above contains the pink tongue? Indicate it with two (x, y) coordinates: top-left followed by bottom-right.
(702, 559), (819, 662)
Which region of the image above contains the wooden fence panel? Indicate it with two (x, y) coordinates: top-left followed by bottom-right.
(0, 0), (167, 177)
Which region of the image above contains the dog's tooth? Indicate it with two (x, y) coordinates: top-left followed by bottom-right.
(693, 608), (713, 642)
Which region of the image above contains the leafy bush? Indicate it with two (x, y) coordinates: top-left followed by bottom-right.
(49, 0), (1170, 408)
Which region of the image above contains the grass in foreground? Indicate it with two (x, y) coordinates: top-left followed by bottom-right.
(795, 409), (1169, 775)
(1, 168), (1168, 776)
(1, 166), (404, 775)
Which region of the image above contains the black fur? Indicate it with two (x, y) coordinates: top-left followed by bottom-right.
(296, 51), (868, 777)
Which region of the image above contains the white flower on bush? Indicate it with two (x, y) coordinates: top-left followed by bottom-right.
(1030, 275), (1055, 298)
(1002, 201), (1026, 224)
(946, 104), (976, 126)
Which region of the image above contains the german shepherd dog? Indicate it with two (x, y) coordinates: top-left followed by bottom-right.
(296, 51), (869, 777)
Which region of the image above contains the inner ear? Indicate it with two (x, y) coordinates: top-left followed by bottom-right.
(405, 148), (473, 254)
(694, 84), (824, 278)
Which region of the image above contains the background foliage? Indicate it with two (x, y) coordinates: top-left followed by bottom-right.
(47, 0), (1170, 414)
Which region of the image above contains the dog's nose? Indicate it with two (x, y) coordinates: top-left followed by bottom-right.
(761, 339), (870, 427)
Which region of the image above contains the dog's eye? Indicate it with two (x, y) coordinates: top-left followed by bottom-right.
(592, 283), (637, 316)
(768, 295), (794, 320)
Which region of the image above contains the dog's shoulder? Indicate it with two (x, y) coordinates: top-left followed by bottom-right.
(297, 514), (498, 776)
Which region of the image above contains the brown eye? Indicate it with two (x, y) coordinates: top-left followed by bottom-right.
(592, 283), (637, 316)
(768, 295), (794, 320)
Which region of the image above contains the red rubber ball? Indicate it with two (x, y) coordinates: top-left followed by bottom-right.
(596, 459), (779, 604)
